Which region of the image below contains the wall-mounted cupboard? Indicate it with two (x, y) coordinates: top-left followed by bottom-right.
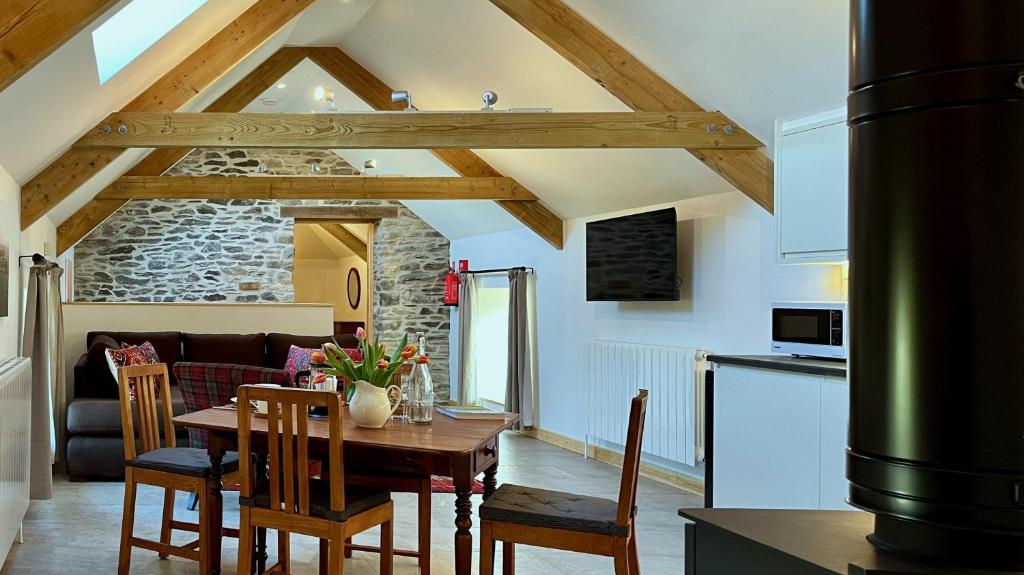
(775, 107), (848, 263)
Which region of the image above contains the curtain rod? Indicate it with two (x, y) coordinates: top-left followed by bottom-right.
(18, 253), (47, 267)
(461, 266), (535, 275)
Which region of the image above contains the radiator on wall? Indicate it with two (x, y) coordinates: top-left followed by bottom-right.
(0, 358), (31, 567)
(584, 340), (708, 468)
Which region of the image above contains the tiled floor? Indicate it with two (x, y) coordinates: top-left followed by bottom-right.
(2, 433), (700, 574)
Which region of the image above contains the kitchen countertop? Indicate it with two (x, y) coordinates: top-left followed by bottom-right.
(708, 354), (846, 377)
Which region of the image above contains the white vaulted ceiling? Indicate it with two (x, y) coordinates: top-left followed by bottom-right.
(0, 0), (849, 243)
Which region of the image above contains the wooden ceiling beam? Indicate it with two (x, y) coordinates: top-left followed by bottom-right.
(489, 0), (774, 212)
(318, 224), (368, 261)
(0, 0), (119, 92)
(22, 0), (315, 230)
(56, 47), (309, 255)
(281, 206), (400, 221)
(99, 175), (535, 201)
(75, 110), (759, 150)
(307, 47), (569, 248)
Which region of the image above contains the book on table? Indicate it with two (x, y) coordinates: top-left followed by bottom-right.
(437, 405), (507, 420)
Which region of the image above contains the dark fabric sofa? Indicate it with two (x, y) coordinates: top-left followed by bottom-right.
(66, 331), (357, 480)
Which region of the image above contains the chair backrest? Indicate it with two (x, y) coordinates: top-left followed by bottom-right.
(174, 362), (292, 448)
(237, 385), (346, 517)
(117, 363), (175, 461)
(615, 389), (650, 527)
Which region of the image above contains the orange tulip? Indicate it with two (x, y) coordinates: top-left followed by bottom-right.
(376, 359), (389, 369)
(310, 351), (327, 364)
(311, 373), (328, 384)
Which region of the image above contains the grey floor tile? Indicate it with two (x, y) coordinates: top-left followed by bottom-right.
(2, 434), (696, 574)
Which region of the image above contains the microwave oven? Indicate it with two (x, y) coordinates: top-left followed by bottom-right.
(771, 302), (847, 359)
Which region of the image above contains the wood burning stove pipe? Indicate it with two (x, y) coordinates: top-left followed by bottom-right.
(848, 1), (1024, 569)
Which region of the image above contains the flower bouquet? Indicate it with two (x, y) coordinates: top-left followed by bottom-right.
(322, 327), (417, 400)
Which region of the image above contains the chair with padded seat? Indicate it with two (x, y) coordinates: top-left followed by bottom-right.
(480, 389), (649, 574)
(235, 385), (395, 575)
(174, 361), (292, 511)
(116, 363), (240, 574)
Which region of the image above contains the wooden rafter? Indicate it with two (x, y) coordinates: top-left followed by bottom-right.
(317, 224), (368, 261)
(0, 0), (119, 92)
(305, 46), (566, 250)
(23, 0), (315, 230)
(55, 47), (309, 254)
(280, 206), (400, 222)
(100, 176), (535, 201)
(489, 0), (774, 212)
(75, 111), (758, 150)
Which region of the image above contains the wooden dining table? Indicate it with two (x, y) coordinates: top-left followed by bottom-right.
(172, 407), (518, 575)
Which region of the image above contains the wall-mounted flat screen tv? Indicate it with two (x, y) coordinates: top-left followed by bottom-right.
(586, 207), (679, 301)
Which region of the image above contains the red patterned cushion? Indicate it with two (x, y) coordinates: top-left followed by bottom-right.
(105, 342), (161, 399)
(282, 345), (365, 381)
(282, 345), (318, 382)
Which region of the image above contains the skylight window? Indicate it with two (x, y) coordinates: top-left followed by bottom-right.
(92, 0), (207, 84)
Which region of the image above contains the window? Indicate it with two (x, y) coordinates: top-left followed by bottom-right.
(91, 0), (207, 84)
(471, 287), (509, 405)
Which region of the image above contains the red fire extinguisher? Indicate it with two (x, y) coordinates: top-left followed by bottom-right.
(444, 261), (460, 306)
(444, 260), (469, 306)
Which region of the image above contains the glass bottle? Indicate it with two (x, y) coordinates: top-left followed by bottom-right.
(406, 353), (434, 424)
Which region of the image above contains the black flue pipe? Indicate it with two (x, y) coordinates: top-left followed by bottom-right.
(848, 1), (1024, 569)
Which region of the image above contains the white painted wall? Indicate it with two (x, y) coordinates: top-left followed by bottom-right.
(0, 163), (19, 361)
(450, 192), (844, 441)
(0, 161), (58, 362)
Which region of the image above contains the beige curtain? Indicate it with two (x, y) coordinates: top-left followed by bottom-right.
(22, 261), (64, 500)
(456, 273), (479, 405)
(506, 268), (536, 429)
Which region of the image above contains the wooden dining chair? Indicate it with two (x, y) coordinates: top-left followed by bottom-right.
(341, 366), (433, 574)
(116, 363), (240, 574)
(235, 385), (395, 575)
(479, 389), (649, 575)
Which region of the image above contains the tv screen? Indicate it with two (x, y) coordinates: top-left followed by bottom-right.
(586, 207), (679, 301)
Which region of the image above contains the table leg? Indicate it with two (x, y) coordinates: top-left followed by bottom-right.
(254, 455), (269, 573)
(207, 438), (226, 575)
(452, 455), (473, 575)
(483, 462), (498, 500)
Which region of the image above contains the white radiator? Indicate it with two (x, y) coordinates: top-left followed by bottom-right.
(0, 358), (31, 567)
(584, 340), (708, 467)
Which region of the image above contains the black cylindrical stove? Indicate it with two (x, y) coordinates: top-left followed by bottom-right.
(848, 1), (1024, 570)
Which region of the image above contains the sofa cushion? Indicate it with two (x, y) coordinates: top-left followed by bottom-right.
(182, 333), (266, 366)
(105, 342), (162, 400)
(85, 335), (120, 395)
(88, 331), (182, 384)
(67, 386), (187, 435)
(267, 333), (357, 370)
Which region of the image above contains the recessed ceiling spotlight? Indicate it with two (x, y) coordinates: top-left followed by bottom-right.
(314, 85), (335, 103)
(259, 98), (278, 106)
(277, 83), (287, 89)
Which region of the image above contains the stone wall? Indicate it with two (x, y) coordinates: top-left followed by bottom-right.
(74, 148), (451, 396)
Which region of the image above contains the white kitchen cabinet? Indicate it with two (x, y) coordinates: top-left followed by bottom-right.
(712, 363), (850, 510)
(775, 107), (848, 263)
(819, 376), (852, 509)
(712, 366), (822, 509)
